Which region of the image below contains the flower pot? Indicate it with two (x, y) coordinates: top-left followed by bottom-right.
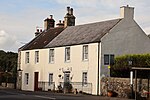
(107, 91), (113, 97)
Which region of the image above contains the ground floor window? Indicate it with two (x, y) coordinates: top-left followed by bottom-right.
(49, 73), (53, 85)
(25, 73), (29, 85)
(82, 72), (87, 86)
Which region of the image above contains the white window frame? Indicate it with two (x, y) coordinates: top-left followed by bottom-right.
(49, 49), (54, 63)
(49, 73), (53, 86)
(35, 51), (39, 63)
(104, 54), (115, 65)
(65, 47), (70, 62)
(82, 72), (87, 86)
(25, 52), (29, 64)
(25, 73), (29, 85)
(83, 45), (88, 61)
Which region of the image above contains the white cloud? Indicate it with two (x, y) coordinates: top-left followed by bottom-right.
(0, 0), (150, 52)
(0, 30), (21, 52)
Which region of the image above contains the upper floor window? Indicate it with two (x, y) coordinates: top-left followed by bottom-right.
(83, 45), (88, 60)
(65, 47), (70, 62)
(104, 54), (114, 65)
(25, 52), (29, 64)
(35, 51), (39, 63)
(25, 73), (29, 85)
(49, 49), (54, 63)
(82, 72), (87, 86)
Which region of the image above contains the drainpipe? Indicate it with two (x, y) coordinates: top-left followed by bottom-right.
(97, 42), (100, 95)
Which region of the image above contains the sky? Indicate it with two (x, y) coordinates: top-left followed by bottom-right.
(0, 0), (150, 52)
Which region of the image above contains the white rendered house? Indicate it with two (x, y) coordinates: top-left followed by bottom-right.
(17, 6), (150, 95)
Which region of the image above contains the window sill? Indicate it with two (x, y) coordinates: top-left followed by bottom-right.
(49, 62), (55, 64)
(82, 59), (89, 62)
(65, 60), (71, 63)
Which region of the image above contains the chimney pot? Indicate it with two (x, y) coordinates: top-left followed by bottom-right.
(40, 29), (42, 32)
(59, 20), (61, 23)
(50, 15), (53, 19)
(67, 6), (70, 13)
(70, 8), (73, 15)
(37, 29), (39, 32)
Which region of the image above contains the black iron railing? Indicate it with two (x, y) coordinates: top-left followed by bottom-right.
(38, 81), (92, 94)
(38, 81), (55, 91)
(59, 82), (92, 94)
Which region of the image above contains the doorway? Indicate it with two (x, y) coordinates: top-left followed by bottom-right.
(64, 72), (70, 83)
(34, 72), (39, 91)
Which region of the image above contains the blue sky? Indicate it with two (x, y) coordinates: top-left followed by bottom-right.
(0, 0), (150, 52)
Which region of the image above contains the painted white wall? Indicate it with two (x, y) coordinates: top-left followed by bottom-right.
(21, 43), (99, 94)
(21, 49), (46, 91)
(20, 6), (150, 95)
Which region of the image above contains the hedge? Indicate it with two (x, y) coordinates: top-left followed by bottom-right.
(110, 54), (150, 78)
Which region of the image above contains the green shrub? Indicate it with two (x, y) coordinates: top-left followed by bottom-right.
(111, 54), (150, 78)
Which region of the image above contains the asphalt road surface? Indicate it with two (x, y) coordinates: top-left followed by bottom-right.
(0, 88), (132, 100)
(0, 88), (100, 100)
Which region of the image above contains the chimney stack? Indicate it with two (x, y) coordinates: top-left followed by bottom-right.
(56, 20), (64, 27)
(35, 27), (42, 36)
(120, 5), (134, 20)
(44, 15), (55, 30)
(64, 6), (76, 27)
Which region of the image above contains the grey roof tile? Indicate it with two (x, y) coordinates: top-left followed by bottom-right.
(46, 18), (122, 48)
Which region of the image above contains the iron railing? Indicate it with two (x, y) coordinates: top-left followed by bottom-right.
(38, 81), (92, 94)
(59, 82), (92, 94)
(38, 81), (55, 91)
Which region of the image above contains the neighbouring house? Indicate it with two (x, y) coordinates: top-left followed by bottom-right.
(17, 5), (150, 95)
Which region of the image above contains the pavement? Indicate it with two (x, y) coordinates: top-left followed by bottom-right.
(0, 86), (134, 100)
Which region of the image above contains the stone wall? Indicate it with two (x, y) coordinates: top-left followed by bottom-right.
(101, 77), (149, 98)
(1, 83), (14, 88)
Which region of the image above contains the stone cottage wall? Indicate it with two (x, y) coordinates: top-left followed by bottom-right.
(101, 77), (149, 98)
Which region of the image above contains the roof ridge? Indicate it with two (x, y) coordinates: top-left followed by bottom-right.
(72, 18), (122, 27)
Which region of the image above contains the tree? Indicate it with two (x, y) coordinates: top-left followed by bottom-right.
(0, 50), (18, 84)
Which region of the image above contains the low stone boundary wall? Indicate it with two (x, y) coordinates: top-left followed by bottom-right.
(1, 83), (14, 88)
(101, 77), (149, 98)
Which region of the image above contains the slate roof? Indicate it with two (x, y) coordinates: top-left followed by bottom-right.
(21, 27), (64, 51)
(45, 19), (122, 48)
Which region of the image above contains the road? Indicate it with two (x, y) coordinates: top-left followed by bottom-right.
(0, 88), (132, 100)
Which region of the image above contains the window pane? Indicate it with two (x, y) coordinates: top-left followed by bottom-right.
(49, 73), (53, 85)
(110, 55), (114, 65)
(49, 49), (54, 63)
(104, 54), (109, 65)
(65, 47), (70, 61)
(82, 72), (87, 85)
(35, 51), (39, 63)
(83, 45), (88, 60)
(25, 52), (29, 63)
(25, 73), (29, 85)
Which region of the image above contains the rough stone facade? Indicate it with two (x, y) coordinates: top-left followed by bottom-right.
(101, 77), (149, 98)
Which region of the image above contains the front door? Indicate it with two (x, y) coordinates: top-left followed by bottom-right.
(34, 72), (39, 91)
